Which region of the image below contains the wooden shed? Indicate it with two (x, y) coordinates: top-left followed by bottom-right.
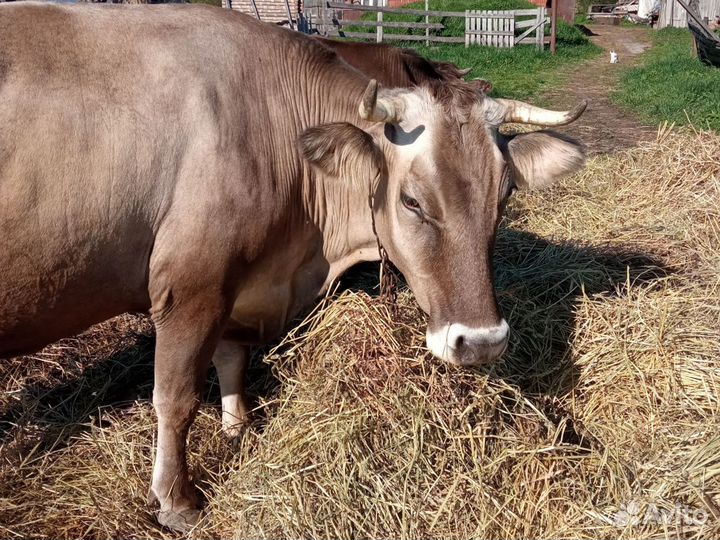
(527, 0), (577, 23)
(657, 0), (720, 28)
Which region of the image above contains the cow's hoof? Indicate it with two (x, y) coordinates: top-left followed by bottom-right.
(224, 423), (250, 450)
(157, 507), (201, 533)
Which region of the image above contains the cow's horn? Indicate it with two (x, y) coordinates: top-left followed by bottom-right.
(495, 98), (587, 126)
(359, 79), (399, 123)
(457, 67), (472, 77)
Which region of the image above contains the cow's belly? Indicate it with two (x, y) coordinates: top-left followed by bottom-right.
(225, 251), (330, 344)
(0, 209), (154, 357)
(0, 242), (152, 357)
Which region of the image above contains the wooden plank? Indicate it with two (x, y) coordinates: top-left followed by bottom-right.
(482, 10), (487, 46)
(513, 8), (545, 15)
(468, 10), (474, 46)
(465, 10), (469, 48)
(376, 0), (382, 43)
(283, 0), (295, 29)
(327, 2), (543, 18)
(465, 29), (514, 36)
(327, 2), (466, 17)
(478, 10), (482, 45)
(503, 14), (508, 48)
(497, 11), (503, 47)
(516, 16), (546, 42)
(509, 13), (515, 47)
(334, 20), (444, 28)
(473, 10), (478, 46)
(486, 11), (491, 46)
(327, 2), (527, 18)
(499, 12), (504, 47)
(473, 10), (479, 46)
(516, 17), (541, 29)
(250, 0), (261, 19)
(491, 11), (496, 47)
(339, 31), (465, 43)
(676, 0), (717, 39)
(425, 0), (429, 46)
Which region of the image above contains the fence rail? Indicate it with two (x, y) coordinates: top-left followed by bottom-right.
(309, 1), (548, 49)
(325, 2), (543, 17)
(334, 20), (446, 29)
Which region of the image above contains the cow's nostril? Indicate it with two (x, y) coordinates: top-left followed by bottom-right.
(454, 335), (465, 349)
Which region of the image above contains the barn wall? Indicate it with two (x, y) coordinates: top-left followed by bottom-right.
(657, 0), (720, 28)
(557, 0), (577, 23)
(221, 0), (298, 23)
(528, 0), (576, 24)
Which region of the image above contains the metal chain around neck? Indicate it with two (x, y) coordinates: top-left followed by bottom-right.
(368, 179), (398, 308)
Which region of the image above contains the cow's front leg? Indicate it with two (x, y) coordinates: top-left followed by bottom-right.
(212, 339), (251, 443)
(148, 291), (230, 533)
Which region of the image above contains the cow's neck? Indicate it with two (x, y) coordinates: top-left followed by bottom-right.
(294, 69), (384, 290)
(306, 168), (381, 293)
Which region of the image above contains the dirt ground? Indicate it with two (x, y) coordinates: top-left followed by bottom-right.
(542, 25), (658, 155)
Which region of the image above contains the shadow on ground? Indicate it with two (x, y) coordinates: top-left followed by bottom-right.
(0, 225), (670, 468)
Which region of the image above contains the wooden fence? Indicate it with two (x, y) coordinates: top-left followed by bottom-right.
(303, 1), (549, 49)
(466, 9), (547, 48)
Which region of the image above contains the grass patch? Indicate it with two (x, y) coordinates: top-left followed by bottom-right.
(415, 22), (598, 98)
(614, 28), (720, 131)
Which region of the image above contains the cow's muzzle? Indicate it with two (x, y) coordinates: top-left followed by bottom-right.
(426, 320), (509, 366)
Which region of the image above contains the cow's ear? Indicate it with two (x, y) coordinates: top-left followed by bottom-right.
(298, 122), (383, 184)
(502, 130), (586, 190)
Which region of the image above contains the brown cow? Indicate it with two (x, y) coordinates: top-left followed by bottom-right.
(0, 3), (586, 531)
(313, 37), (470, 85)
(314, 36), (495, 93)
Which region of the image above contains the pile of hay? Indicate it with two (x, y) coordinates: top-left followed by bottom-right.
(1, 127), (719, 539)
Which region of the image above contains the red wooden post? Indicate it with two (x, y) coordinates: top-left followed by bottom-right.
(550, 0), (557, 54)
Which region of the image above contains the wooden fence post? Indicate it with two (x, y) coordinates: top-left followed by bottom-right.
(465, 9), (469, 48)
(537, 7), (545, 50)
(550, 0), (557, 53)
(283, 0), (295, 29)
(250, 0), (261, 20)
(509, 12), (515, 47)
(377, 0), (383, 43)
(425, 0), (429, 46)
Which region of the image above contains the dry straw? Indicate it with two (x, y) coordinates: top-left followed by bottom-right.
(1, 126), (719, 539)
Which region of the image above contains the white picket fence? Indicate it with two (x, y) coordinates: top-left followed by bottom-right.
(305, 2), (549, 50)
(465, 8), (547, 49)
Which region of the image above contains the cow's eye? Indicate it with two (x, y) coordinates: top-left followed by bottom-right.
(401, 192), (421, 213)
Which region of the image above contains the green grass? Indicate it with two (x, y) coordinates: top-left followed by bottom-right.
(347, 0), (599, 99)
(416, 26), (597, 99)
(613, 28), (720, 131)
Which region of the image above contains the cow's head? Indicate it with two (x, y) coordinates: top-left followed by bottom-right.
(299, 79), (586, 366)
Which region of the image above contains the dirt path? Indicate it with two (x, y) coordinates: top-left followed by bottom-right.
(542, 25), (657, 156)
